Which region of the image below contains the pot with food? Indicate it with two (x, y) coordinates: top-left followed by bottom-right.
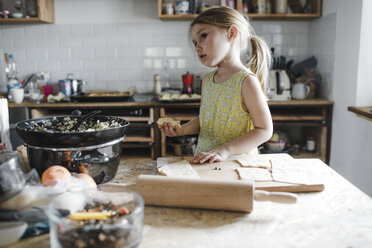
(15, 115), (130, 184)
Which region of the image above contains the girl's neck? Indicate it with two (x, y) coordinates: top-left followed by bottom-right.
(214, 54), (246, 84)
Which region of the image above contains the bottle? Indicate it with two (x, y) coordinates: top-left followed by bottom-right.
(5, 54), (21, 93)
(160, 59), (170, 90)
(306, 136), (316, 152)
(154, 74), (161, 95)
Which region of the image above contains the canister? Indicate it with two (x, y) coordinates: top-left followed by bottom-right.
(59, 79), (71, 97)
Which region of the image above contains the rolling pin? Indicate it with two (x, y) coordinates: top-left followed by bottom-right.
(102, 175), (297, 213)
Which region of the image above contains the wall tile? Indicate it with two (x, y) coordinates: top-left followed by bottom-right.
(0, 37), (13, 49)
(71, 47), (94, 59)
(47, 25), (70, 36)
(83, 60), (105, 71)
(48, 48), (70, 59)
(0, 20), (311, 93)
(27, 48), (48, 59)
(94, 47), (116, 59)
(2, 25), (24, 36)
(71, 24), (93, 36)
(36, 37), (59, 48)
(24, 25), (47, 37)
(60, 59), (83, 71)
(59, 37), (82, 48)
(83, 36), (106, 47)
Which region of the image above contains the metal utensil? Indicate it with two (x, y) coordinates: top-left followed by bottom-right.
(21, 74), (37, 89)
(70, 110), (101, 131)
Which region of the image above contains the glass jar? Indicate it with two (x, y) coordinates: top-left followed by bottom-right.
(28, 81), (41, 102)
(306, 136), (316, 152)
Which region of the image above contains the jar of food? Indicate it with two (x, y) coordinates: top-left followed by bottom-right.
(306, 136), (316, 152)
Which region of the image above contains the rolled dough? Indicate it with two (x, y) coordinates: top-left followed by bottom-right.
(236, 156), (271, 169)
(235, 167), (272, 181)
(158, 159), (200, 178)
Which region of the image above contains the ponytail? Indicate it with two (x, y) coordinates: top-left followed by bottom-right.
(246, 35), (272, 94)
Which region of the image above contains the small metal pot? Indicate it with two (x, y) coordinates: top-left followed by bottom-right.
(0, 152), (25, 202)
(71, 79), (87, 96)
(26, 137), (123, 184)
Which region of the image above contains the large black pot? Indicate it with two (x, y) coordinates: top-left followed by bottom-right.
(16, 115), (129, 148)
(16, 115), (130, 184)
(26, 137), (124, 184)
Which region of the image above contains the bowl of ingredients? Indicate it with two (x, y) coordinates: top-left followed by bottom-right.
(0, 221), (28, 246)
(265, 132), (287, 152)
(0, 152), (25, 203)
(48, 189), (144, 248)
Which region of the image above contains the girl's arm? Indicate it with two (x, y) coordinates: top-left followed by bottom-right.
(159, 116), (200, 137)
(193, 75), (273, 164)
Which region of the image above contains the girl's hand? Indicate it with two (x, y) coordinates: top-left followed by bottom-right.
(158, 122), (183, 137)
(193, 148), (229, 164)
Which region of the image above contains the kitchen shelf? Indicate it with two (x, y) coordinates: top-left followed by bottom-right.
(0, 0), (55, 24)
(158, 0), (321, 21)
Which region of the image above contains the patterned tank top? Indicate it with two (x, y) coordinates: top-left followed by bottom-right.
(195, 69), (258, 155)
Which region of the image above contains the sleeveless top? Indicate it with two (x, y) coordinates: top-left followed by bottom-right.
(195, 69), (258, 155)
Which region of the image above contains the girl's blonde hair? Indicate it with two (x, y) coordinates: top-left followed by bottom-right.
(190, 6), (271, 93)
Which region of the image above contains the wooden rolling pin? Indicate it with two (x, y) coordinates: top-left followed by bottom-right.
(102, 175), (297, 213)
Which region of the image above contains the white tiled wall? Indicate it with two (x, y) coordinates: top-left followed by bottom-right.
(0, 20), (310, 93)
(308, 12), (337, 99)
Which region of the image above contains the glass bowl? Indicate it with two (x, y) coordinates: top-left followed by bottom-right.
(48, 189), (144, 248)
(0, 151), (25, 202)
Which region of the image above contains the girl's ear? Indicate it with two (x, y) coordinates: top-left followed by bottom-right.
(228, 25), (239, 41)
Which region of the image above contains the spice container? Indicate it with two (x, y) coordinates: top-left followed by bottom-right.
(306, 136), (316, 152)
(154, 74), (161, 95)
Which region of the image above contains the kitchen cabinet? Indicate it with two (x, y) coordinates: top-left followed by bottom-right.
(0, 0), (54, 24)
(158, 99), (333, 164)
(158, 0), (321, 21)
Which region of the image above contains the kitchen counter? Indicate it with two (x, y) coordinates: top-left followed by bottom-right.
(9, 154), (372, 248)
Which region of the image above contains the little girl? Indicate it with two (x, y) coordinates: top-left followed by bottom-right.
(159, 6), (273, 164)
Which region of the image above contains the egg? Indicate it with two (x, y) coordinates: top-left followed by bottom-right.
(41, 165), (71, 187)
(75, 173), (97, 189)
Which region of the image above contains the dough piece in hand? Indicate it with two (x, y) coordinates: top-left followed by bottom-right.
(235, 168), (272, 181)
(158, 159), (200, 178)
(157, 117), (181, 128)
(236, 156), (271, 169)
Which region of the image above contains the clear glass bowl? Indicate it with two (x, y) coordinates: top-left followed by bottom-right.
(48, 189), (144, 248)
(0, 151), (25, 202)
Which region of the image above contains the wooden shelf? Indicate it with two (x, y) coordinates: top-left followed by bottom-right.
(348, 106), (372, 121)
(158, 0), (321, 21)
(272, 115), (325, 121)
(0, 0), (55, 24)
(124, 136), (153, 143)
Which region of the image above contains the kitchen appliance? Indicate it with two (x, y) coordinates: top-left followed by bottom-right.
(267, 70), (291, 101)
(182, 71), (194, 94)
(15, 115), (130, 184)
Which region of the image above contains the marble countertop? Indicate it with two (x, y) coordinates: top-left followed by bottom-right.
(9, 156), (372, 248)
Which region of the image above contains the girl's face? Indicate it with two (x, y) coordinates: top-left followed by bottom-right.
(191, 24), (232, 67)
